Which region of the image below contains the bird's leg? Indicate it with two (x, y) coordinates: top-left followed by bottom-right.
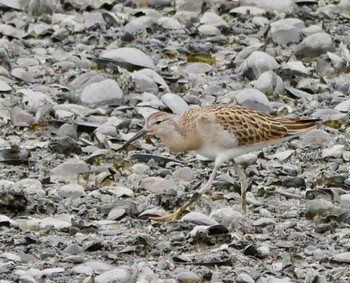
(149, 165), (219, 222)
(231, 159), (248, 215)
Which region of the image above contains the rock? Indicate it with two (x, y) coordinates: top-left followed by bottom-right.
(172, 167), (196, 181)
(240, 51), (279, 80)
(176, 271), (201, 283)
(57, 123), (78, 140)
(50, 159), (89, 183)
(254, 71), (284, 95)
(237, 273), (255, 283)
(302, 25), (323, 36)
(140, 177), (177, 194)
(0, 80), (12, 92)
(340, 194), (350, 209)
(299, 130), (333, 146)
(270, 18), (303, 45)
(305, 199), (334, 219)
(161, 93), (189, 114)
(157, 17), (182, 30)
(322, 144), (345, 159)
(40, 214), (72, 230)
(79, 79), (124, 106)
(335, 99), (350, 112)
(221, 88), (272, 114)
(57, 184), (86, 198)
(11, 106), (34, 126)
(175, 0), (203, 13)
(333, 252), (350, 263)
(100, 47), (155, 70)
(181, 212), (218, 226)
(230, 6), (265, 16)
(133, 68), (169, 92)
(210, 207), (243, 227)
(95, 268), (130, 283)
(295, 32), (334, 59)
(183, 62), (213, 75)
(253, 217), (276, 227)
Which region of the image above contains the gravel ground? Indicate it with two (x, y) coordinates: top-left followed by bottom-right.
(0, 0), (350, 282)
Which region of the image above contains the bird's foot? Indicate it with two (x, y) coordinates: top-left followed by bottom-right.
(149, 207), (184, 222)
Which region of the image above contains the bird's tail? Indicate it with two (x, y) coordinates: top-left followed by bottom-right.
(276, 117), (320, 136)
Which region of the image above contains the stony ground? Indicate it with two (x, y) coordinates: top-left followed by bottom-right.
(0, 0), (350, 282)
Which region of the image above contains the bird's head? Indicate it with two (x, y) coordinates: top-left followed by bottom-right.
(123, 111), (175, 147)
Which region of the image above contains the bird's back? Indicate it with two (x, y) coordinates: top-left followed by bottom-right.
(179, 104), (318, 148)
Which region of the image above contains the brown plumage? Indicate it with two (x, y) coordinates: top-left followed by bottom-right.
(123, 104), (319, 221)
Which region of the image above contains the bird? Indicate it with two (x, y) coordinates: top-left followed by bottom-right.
(123, 104), (319, 222)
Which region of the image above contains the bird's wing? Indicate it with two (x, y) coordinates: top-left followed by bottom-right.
(212, 106), (288, 146)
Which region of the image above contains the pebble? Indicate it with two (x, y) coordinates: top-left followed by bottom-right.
(57, 184), (86, 198)
(176, 271), (201, 283)
(161, 93), (189, 114)
(295, 32), (334, 59)
(95, 268), (130, 283)
(79, 79), (124, 106)
(240, 51), (279, 80)
(237, 273), (255, 283)
(140, 177), (178, 194)
(172, 167), (196, 181)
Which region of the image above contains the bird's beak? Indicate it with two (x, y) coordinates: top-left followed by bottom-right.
(122, 129), (146, 147)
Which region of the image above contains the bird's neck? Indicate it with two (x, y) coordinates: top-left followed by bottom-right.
(160, 123), (200, 153)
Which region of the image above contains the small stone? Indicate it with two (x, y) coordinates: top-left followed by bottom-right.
(210, 207), (242, 227)
(235, 88), (272, 114)
(254, 71), (284, 95)
(57, 123), (78, 140)
(140, 177), (177, 194)
(175, 0), (203, 13)
(107, 208), (126, 220)
(176, 271), (200, 283)
(181, 212), (218, 226)
(79, 79), (124, 107)
(340, 194), (350, 209)
(237, 273), (255, 283)
(161, 93), (189, 114)
(57, 184), (86, 198)
(333, 252), (350, 263)
(322, 144), (345, 159)
(253, 217), (276, 227)
(241, 51), (279, 80)
(270, 19), (302, 45)
(172, 167), (196, 181)
(305, 199), (334, 219)
(335, 99), (350, 113)
(100, 47), (155, 70)
(51, 159), (89, 183)
(183, 62), (213, 75)
(282, 176), (305, 188)
(63, 244), (84, 255)
(295, 32), (334, 59)
(157, 17), (182, 30)
(95, 268), (130, 283)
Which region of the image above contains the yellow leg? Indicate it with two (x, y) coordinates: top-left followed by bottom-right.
(231, 160), (248, 215)
(149, 166), (219, 222)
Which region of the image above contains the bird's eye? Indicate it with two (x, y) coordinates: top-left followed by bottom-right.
(155, 120), (162, 125)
